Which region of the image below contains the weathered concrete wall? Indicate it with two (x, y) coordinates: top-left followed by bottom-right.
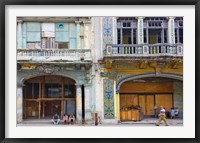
(16, 86), (23, 123)
(173, 81), (183, 118)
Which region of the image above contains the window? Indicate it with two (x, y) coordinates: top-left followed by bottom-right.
(56, 42), (69, 49)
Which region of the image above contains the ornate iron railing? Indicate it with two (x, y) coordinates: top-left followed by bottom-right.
(17, 48), (92, 61)
(105, 43), (183, 56)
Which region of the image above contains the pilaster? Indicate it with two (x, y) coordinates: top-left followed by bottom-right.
(75, 84), (82, 121)
(137, 17), (144, 54)
(17, 20), (23, 49)
(137, 17), (144, 44)
(17, 84), (23, 123)
(22, 22), (27, 48)
(167, 17), (175, 54)
(75, 21), (81, 49)
(84, 84), (92, 120)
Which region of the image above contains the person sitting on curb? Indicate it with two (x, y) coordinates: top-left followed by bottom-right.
(69, 114), (75, 124)
(63, 114), (69, 124)
(51, 113), (60, 125)
(156, 106), (169, 126)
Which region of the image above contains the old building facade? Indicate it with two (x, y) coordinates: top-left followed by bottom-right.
(17, 17), (95, 123)
(99, 17), (183, 123)
(17, 16), (183, 124)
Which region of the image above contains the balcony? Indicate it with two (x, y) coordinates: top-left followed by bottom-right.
(17, 48), (92, 62)
(104, 43), (183, 60)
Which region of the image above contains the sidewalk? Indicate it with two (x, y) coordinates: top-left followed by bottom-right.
(120, 118), (183, 125)
(17, 118), (183, 127)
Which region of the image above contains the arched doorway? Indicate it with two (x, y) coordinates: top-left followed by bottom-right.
(119, 77), (183, 121)
(23, 75), (76, 119)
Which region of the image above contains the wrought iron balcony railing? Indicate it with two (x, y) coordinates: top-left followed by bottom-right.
(17, 48), (92, 62)
(105, 43), (183, 57)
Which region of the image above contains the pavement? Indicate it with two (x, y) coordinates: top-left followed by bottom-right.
(17, 118), (183, 127)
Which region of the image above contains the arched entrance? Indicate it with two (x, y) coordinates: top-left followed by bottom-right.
(23, 75), (76, 119)
(119, 76), (183, 121)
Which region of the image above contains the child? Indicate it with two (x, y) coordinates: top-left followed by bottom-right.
(170, 108), (175, 119)
(63, 114), (69, 124)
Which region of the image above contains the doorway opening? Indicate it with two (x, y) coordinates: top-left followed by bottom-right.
(23, 75), (76, 119)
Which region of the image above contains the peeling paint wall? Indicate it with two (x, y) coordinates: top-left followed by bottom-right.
(173, 81), (183, 118)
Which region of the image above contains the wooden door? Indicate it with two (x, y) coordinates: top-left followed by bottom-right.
(139, 96), (146, 115)
(155, 94), (172, 112)
(146, 95), (154, 115)
(139, 95), (154, 116)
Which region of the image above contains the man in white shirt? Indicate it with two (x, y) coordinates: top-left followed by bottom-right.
(156, 106), (169, 126)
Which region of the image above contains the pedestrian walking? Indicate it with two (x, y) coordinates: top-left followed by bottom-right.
(156, 106), (169, 126)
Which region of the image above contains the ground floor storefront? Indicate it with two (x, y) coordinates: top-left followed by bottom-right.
(17, 69), (183, 124)
(103, 74), (183, 123)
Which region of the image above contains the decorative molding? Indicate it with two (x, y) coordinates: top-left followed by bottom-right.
(100, 72), (117, 78)
(37, 65), (60, 74)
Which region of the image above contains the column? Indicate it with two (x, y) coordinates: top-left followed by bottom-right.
(40, 77), (45, 119)
(131, 28), (133, 44)
(76, 84), (82, 121)
(146, 28), (149, 44)
(24, 85), (27, 119)
(120, 27), (123, 44)
(167, 17), (175, 54)
(38, 81), (41, 119)
(42, 101), (45, 118)
(22, 22), (27, 48)
(137, 17), (144, 44)
(177, 28), (180, 43)
(84, 84), (91, 121)
(61, 79), (65, 119)
(83, 21), (91, 49)
(113, 17), (118, 44)
(161, 28), (164, 43)
(75, 21), (81, 49)
(115, 93), (119, 120)
(137, 17), (144, 54)
(38, 101), (41, 119)
(17, 20), (23, 49)
(42, 76), (45, 98)
(146, 21), (149, 44)
(17, 85), (23, 123)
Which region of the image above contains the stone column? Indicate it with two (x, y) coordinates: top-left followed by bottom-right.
(17, 19), (23, 49)
(137, 17), (144, 54)
(76, 84), (82, 122)
(84, 84), (91, 121)
(17, 84), (23, 123)
(75, 21), (81, 49)
(167, 17), (175, 53)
